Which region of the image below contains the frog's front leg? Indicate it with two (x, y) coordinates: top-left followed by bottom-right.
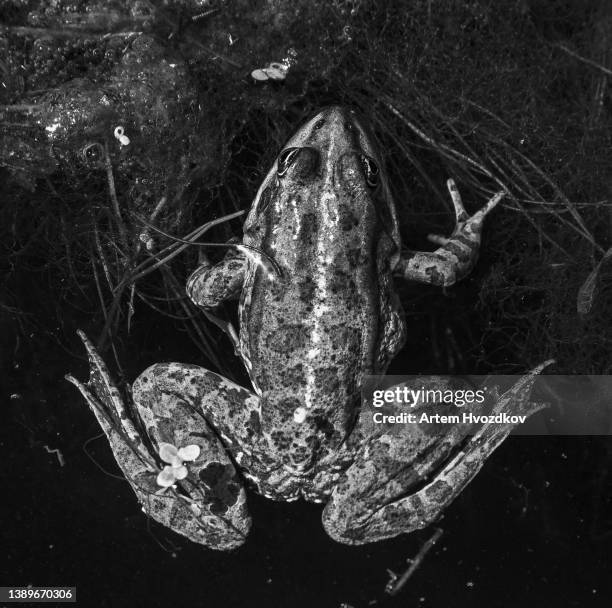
(186, 243), (247, 351)
(67, 332), (257, 551)
(395, 179), (504, 287)
(322, 366), (548, 545)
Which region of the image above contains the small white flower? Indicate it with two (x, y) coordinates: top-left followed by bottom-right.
(113, 125), (131, 147)
(156, 442), (201, 488)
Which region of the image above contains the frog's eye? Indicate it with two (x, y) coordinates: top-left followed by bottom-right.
(360, 155), (379, 188)
(277, 147), (300, 177)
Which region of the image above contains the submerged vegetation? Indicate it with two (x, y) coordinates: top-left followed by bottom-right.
(1, 0), (611, 378)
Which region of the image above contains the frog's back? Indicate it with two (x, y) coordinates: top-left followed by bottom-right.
(239, 106), (406, 477)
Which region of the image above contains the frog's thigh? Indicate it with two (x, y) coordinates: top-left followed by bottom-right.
(321, 423), (447, 545)
(132, 363), (260, 548)
(323, 377), (543, 545)
(134, 362), (261, 446)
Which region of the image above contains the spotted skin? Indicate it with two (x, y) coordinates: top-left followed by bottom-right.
(68, 107), (545, 549)
(322, 369), (548, 544)
(67, 334), (249, 550)
(395, 179), (505, 287)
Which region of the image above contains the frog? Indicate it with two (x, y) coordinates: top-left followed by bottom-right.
(67, 106), (547, 550)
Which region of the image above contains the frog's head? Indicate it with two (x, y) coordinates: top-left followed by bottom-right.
(244, 106), (401, 265)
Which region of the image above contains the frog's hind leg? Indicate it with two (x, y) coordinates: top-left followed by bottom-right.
(322, 365), (550, 545)
(67, 331), (253, 551)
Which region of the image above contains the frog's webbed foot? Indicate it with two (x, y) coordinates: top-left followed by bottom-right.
(322, 362), (552, 545)
(395, 179), (504, 287)
(66, 331), (251, 551)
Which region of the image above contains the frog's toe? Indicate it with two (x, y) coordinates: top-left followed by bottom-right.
(70, 330), (127, 419)
(66, 330), (145, 451)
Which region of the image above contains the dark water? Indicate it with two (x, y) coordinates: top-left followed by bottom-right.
(3, 315), (611, 608)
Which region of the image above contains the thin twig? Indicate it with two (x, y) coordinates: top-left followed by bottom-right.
(385, 100), (508, 192)
(0, 104), (43, 113)
(93, 219), (115, 291)
(103, 142), (129, 250)
(96, 209), (244, 348)
(91, 251), (122, 371)
(117, 209), (245, 290)
(4, 25), (143, 40)
(385, 528), (444, 596)
(554, 43), (612, 77)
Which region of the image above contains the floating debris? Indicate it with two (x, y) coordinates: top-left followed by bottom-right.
(113, 125), (130, 147)
(251, 49), (297, 82)
(43, 445), (65, 467)
(251, 61), (288, 82)
(385, 528), (444, 596)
